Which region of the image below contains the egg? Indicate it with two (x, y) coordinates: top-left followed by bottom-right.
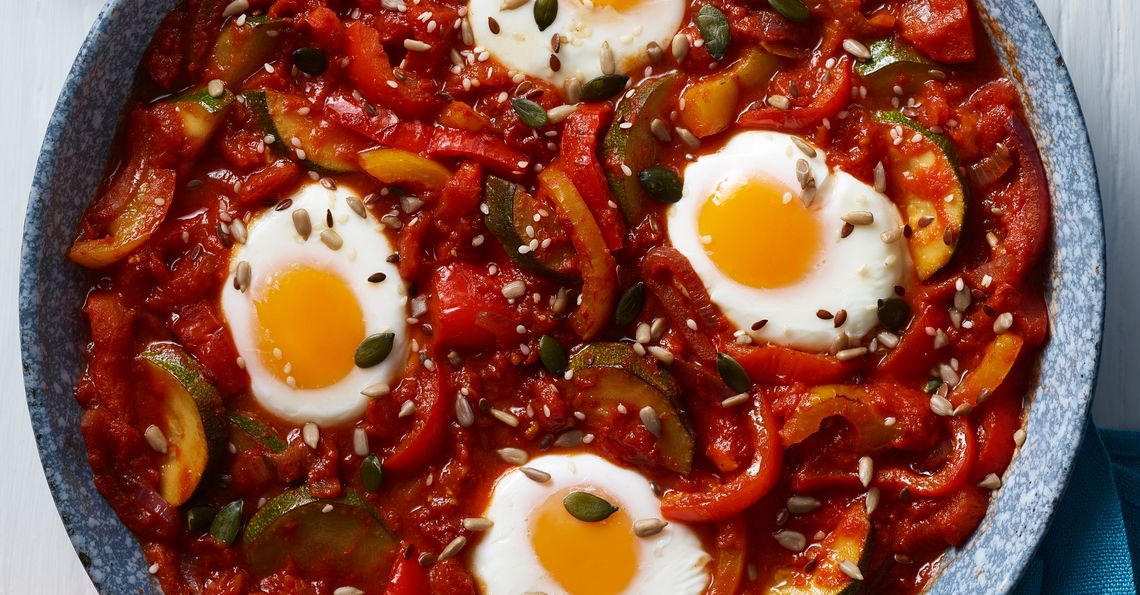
(467, 0), (685, 87)
(220, 182), (408, 426)
(471, 453), (710, 595)
(667, 131), (908, 352)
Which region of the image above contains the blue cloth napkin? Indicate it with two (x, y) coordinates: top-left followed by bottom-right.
(1011, 423), (1139, 594)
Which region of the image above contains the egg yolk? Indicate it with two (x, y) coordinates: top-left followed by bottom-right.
(254, 265), (366, 389)
(531, 488), (638, 594)
(582, 0), (641, 13)
(698, 176), (822, 289)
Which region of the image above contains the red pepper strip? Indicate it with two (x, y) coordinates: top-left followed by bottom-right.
(236, 159), (302, 206)
(708, 517), (748, 595)
(324, 91), (433, 154)
(725, 343), (859, 386)
(559, 104), (626, 251)
(397, 213), (431, 280)
(970, 384), (1021, 482)
(343, 22), (441, 121)
(426, 130), (529, 178)
(878, 417), (975, 498)
(874, 301), (944, 381)
(737, 56), (852, 132)
(641, 245), (729, 365)
(169, 301), (249, 395)
(435, 162), (484, 219)
(779, 386), (899, 451)
(539, 166), (616, 340)
(69, 168), (175, 268)
(385, 546), (431, 595)
(385, 368), (450, 473)
(970, 118), (1051, 288)
(661, 394), (783, 522)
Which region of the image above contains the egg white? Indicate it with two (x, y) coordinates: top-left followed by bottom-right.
(221, 182), (408, 426)
(467, 0), (685, 87)
(668, 131), (908, 352)
(471, 453), (710, 594)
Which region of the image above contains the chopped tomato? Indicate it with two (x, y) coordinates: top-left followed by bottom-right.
(384, 368), (451, 473)
(737, 56), (852, 132)
(385, 548), (430, 595)
(896, 0), (976, 63)
(343, 21), (441, 121)
(428, 262), (522, 350)
(878, 417), (974, 497)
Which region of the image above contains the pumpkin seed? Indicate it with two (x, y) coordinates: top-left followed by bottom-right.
(355, 332), (396, 368)
(637, 167), (683, 203)
(767, 0), (810, 23)
(563, 491), (618, 522)
(292, 47), (328, 76)
(717, 352), (751, 393)
(361, 453), (383, 492)
(512, 98), (549, 128)
(877, 297), (911, 331)
(695, 5), (730, 60)
(187, 506), (216, 532)
(533, 0), (557, 31)
(614, 282), (647, 326)
(539, 334), (568, 375)
(580, 74), (629, 102)
(209, 500), (244, 545)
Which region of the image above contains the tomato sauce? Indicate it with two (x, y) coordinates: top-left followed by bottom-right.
(69, 0), (1050, 593)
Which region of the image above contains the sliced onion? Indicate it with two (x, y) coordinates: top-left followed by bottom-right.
(969, 142), (1014, 187)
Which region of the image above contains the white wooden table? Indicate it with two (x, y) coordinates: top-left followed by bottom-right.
(0, 1), (1135, 591)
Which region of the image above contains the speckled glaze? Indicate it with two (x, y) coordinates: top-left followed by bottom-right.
(19, 0), (1104, 592)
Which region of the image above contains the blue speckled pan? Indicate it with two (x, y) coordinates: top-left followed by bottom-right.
(19, 0), (1104, 592)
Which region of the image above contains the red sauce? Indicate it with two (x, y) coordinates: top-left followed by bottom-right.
(69, 0), (1050, 592)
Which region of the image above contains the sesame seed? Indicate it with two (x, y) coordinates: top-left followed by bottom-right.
(502, 279), (527, 299)
(993, 312), (1014, 334)
(686, 318), (698, 330)
(767, 95), (791, 110)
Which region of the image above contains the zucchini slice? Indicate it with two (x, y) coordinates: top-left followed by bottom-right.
(245, 90), (360, 173)
(484, 175), (581, 287)
(164, 86), (235, 157)
(564, 343), (695, 474)
(227, 412), (287, 454)
(243, 487), (399, 585)
(139, 342), (227, 506)
(206, 15), (287, 87)
(855, 37), (937, 80)
(602, 74), (683, 224)
(769, 500), (873, 594)
(875, 111), (967, 280)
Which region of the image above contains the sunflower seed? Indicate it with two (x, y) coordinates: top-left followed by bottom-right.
(398, 400), (416, 418)
(546, 104), (579, 124)
(774, 530), (807, 552)
(647, 346), (675, 365)
(842, 38), (871, 60)
(978, 473), (1002, 490)
(361, 382), (390, 398)
(836, 347), (868, 361)
(842, 211), (875, 226)
(791, 136), (817, 158)
(675, 126), (700, 148)
(302, 422), (320, 449)
(767, 94), (791, 110)
(858, 456), (873, 487)
(520, 467), (552, 482)
(144, 425), (168, 454)
(222, 0), (249, 18)
(455, 394), (475, 427)
(438, 536), (467, 561)
(839, 560), (864, 581)
(498, 447), (528, 465)
(500, 0), (528, 9)
(721, 393), (750, 408)
(634, 518), (668, 537)
(865, 487), (880, 515)
(463, 517), (494, 531)
(646, 41), (664, 63)
(1013, 428), (1027, 446)
(650, 118), (672, 142)
(873, 161), (887, 192)
(502, 279), (527, 299)
(491, 408), (520, 427)
(291, 209), (312, 239)
(600, 41), (616, 75)
(993, 312), (1014, 334)
(353, 428), (370, 456)
(563, 77), (582, 103)
(930, 393), (954, 416)
(671, 32), (690, 62)
(639, 406), (662, 437)
(554, 430), (584, 447)
(234, 260), (251, 293)
(787, 495), (821, 514)
(320, 229), (344, 250)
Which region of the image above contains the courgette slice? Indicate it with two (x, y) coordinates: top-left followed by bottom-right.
(602, 74), (682, 224)
(245, 90), (360, 173)
(855, 37), (937, 80)
(205, 15), (287, 87)
(875, 111), (967, 280)
(227, 412), (287, 454)
(484, 175), (581, 287)
(564, 343), (695, 474)
(769, 500), (872, 594)
(164, 86), (235, 157)
(139, 342), (227, 506)
(243, 487), (399, 585)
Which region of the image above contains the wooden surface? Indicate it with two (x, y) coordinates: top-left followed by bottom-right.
(0, 0), (1135, 592)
